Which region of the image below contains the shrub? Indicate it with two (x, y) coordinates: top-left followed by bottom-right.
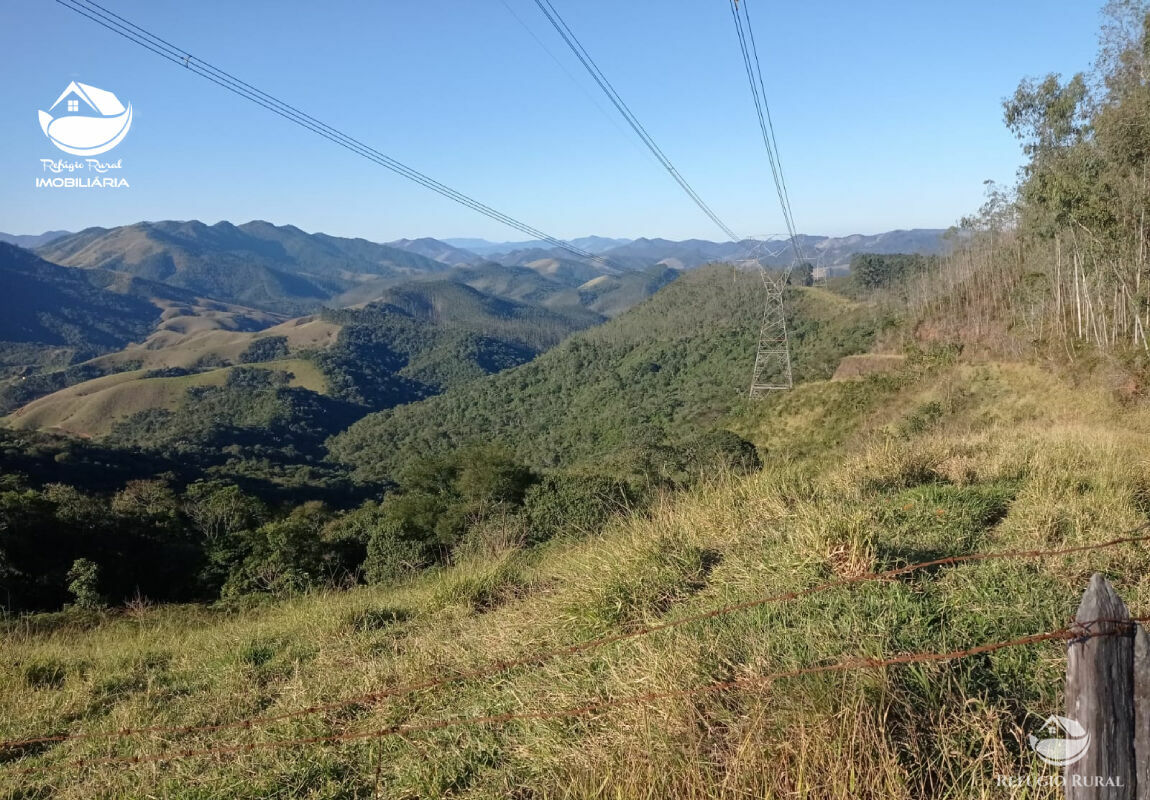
(899, 401), (945, 436)
(679, 429), (762, 477)
(239, 336), (290, 364)
(364, 524), (429, 584)
(524, 472), (636, 541)
(66, 558), (104, 610)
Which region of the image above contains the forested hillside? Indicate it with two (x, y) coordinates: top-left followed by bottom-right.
(0, 262), (855, 617)
(37, 220), (451, 314)
(330, 265), (881, 482)
(0, 243), (160, 373)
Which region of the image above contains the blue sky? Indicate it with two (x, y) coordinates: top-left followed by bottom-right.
(1, 0), (1105, 242)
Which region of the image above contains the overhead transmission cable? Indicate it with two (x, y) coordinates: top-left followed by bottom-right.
(529, 0), (742, 243)
(55, 0), (614, 268)
(724, 0), (803, 394)
(496, 0), (645, 156)
(727, 0), (803, 269)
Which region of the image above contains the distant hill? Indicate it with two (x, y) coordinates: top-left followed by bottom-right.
(542, 264), (679, 318)
(6, 359), (326, 438)
(443, 236), (633, 256)
(442, 230), (949, 273)
(4, 278), (603, 440)
(385, 237), (487, 267)
(412, 262), (678, 319)
(0, 242), (160, 372)
(571, 235), (636, 254)
(597, 231), (950, 271)
(336, 255), (672, 320)
(0, 230), (71, 249)
(27, 223), (948, 321)
(365, 280), (602, 350)
(796, 230), (952, 269)
(37, 220), (451, 314)
(329, 265), (879, 482)
(601, 237), (737, 269)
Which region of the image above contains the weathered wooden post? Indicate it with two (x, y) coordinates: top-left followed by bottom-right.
(1065, 573), (1135, 799)
(1135, 625), (1149, 800)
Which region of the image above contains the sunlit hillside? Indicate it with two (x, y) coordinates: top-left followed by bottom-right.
(5, 351), (1149, 798)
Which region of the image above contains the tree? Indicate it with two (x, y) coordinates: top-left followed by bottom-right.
(364, 522), (428, 584)
(1004, 73), (1090, 158)
(111, 478), (180, 525)
(454, 444), (536, 508)
(788, 262), (814, 287)
(66, 558), (104, 609)
(183, 481), (265, 544)
(523, 472), (635, 541)
(239, 336), (289, 364)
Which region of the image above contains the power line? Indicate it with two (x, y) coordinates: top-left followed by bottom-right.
(741, 0), (798, 246)
(496, 0), (644, 156)
(55, 0), (615, 269)
(529, 0), (743, 243)
(725, 0), (805, 394)
(727, 0), (802, 267)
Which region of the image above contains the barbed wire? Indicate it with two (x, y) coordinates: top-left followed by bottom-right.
(4, 528), (1145, 758)
(2, 526), (1146, 756)
(5, 616), (1145, 778)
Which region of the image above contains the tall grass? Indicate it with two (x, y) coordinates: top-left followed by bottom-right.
(5, 359), (1150, 798)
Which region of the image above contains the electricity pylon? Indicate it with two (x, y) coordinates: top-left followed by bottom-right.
(739, 236), (795, 396)
(749, 266), (793, 395)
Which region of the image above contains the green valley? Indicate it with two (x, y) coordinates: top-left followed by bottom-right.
(4, 2), (1148, 797)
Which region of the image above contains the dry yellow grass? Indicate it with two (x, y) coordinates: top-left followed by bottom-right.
(4, 357), (1150, 798)
(89, 313), (341, 373)
(4, 359), (328, 437)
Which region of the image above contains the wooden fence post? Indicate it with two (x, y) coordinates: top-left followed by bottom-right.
(1065, 573), (1135, 799)
(1135, 625), (1149, 800)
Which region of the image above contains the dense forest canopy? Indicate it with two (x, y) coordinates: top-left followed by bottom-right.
(5, 264), (869, 614)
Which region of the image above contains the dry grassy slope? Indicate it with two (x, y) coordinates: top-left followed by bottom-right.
(4, 358), (327, 438)
(87, 312), (340, 373)
(5, 356), (1150, 797)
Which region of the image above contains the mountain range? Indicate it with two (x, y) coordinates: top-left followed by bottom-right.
(0, 219), (948, 439)
(8, 223), (951, 291)
(36, 220), (452, 315)
(0, 230), (71, 249)
(433, 229), (951, 270)
(441, 235), (634, 256)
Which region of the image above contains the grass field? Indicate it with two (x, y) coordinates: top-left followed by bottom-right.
(4, 359), (328, 438)
(89, 313), (340, 373)
(4, 355), (1149, 798)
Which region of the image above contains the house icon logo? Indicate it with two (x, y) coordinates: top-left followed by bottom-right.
(1029, 715), (1090, 766)
(38, 81), (132, 156)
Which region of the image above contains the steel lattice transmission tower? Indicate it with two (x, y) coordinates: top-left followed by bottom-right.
(749, 267), (793, 395)
(737, 236), (795, 396)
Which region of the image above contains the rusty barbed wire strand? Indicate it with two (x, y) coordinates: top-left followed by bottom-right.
(2, 526), (1147, 754)
(5, 616), (1145, 778)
